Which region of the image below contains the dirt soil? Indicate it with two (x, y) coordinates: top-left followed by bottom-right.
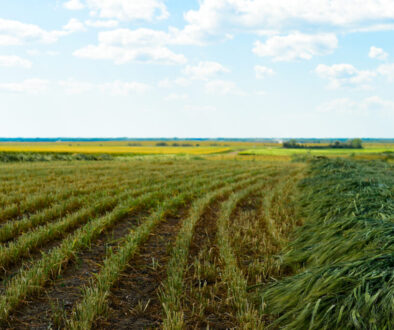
(5, 211), (146, 330)
(94, 207), (189, 330)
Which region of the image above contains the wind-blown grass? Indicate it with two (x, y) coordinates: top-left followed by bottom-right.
(257, 158), (394, 329)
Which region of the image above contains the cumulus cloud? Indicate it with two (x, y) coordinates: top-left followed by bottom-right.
(183, 61), (229, 80)
(315, 64), (376, 89)
(318, 96), (394, 115)
(377, 63), (394, 81)
(74, 44), (186, 65)
(73, 28), (188, 64)
(254, 65), (275, 78)
(183, 0), (394, 37)
(253, 33), (338, 61)
(63, 0), (85, 10)
(86, 0), (168, 21)
(369, 46), (388, 60)
(0, 18), (84, 46)
(63, 18), (85, 32)
(0, 79), (48, 94)
(0, 55), (32, 68)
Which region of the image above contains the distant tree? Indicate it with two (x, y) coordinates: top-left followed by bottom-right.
(349, 138), (363, 148)
(156, 142), (168, 146)
(329, 139), (363, 149)
(283, 139), (300, 148)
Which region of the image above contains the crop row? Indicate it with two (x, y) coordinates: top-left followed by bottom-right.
(0, 164), (265, 321)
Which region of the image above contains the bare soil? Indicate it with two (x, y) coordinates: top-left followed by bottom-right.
(94, 207), (189, 330)
(182, 197), (237, 329)
(5, 211), (146, 330)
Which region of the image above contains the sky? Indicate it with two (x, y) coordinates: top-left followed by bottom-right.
(1, 0), (394, 138)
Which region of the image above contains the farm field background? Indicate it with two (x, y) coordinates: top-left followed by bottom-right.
(0, 140), (393, 159)
(0, 156), (392, 329)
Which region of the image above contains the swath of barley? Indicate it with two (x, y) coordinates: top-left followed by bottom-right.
(256, 158), (393, 329)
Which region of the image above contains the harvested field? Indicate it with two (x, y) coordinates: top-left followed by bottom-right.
(0, 157), (392, 329)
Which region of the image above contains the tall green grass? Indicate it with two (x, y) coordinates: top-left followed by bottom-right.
(258, 158), (393, 329)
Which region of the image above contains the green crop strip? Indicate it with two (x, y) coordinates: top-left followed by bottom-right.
(257, 158), (394, 329)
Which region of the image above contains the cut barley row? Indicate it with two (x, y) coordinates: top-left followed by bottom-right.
(67, 170), (265, 329)
(160, 168), (277, 329)
(0, 164), (221, 243)
(0, 165), (253, 321)
(0, 166), (240, 271)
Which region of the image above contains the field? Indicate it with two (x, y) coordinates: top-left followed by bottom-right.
(1, 141), (393, 162)
(0, 143), (230, 155)
(0, 156), (392, 329)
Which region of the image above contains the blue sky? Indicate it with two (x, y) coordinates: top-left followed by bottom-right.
(1, 0), (394, 138)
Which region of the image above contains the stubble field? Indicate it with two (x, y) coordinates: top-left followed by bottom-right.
(0, 157), (392, 329)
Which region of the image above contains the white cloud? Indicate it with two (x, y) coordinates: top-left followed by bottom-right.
(254, 65), (275, 78)
(63, 0), (85, 10)
(74, 44), (186, 65)
(0, 18), (59, 45)
(183, 61), (229, 80)
(318, 96), (394, 115)
(85, 19), (119, 28)
(369, 46), (388, 60)
(86, 0), (168, 21)
(204, 79), (245, 95)
(377, 63), (394, 81)
(0, 79), (48, 94)
(183, 0), (394, 37)
(94, 27), (203, 47)
(73, 28), (187, 64)
(253, 32), (337, 61)
(349, 23), (394, 33)
(315, 64), (376, 89)
(58, 79), (150, 95)
(0, 18), (83, 46)
(0, 55), (32, 68)
(164, 93), (189, 101)
(63, 18), (86, 32)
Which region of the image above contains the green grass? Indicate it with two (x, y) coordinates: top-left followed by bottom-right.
(256, 158), (394, 329)
(239, 146), (394, 156)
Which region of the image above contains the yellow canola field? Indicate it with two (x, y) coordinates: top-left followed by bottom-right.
(0, 144), (230, 155)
